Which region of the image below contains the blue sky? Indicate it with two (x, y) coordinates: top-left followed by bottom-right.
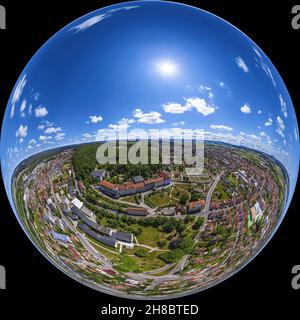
(1, 1), (299, 198)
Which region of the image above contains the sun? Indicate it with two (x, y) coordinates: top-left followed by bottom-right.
(155, 59), (179, 77)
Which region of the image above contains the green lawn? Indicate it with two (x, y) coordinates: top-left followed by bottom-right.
(213, 182), (229, 201)
(115, 255), (141, 273)
(86, 238), (119, 260)
(228, 174), (239, 188)
(121, 196), (137, 204)
(137, 226), (164, 247)
(171, 185), (190, 200)
(134, 251), (166, 271)
(174, 184), (192, 191)
(146, 192), (172, 207)
(124, 248), (166, 272)
(145, 185), (191, 208)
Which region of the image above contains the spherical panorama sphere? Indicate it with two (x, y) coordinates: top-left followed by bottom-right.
(1, 1), (299, 300)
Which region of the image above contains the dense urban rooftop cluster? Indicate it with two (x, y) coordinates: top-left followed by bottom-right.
(13, 142), (287, 297)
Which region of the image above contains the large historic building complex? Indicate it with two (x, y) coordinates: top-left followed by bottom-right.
(98, 173), (171, 199)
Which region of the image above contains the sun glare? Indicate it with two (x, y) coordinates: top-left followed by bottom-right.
(156, 59), (178, 77)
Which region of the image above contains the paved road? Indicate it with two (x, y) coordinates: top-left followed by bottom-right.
(62, 215), (112, 268)
(144, 254), (190, 291)
(144, 263), (175, 275)
(170, 254), (190, 274)
(71, 165), (80, 194)
(203, 171), (224, 213)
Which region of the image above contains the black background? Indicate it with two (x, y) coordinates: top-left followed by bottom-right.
(0, 0), (299, 318)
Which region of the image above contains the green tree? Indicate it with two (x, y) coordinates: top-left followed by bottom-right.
(135, 248), (149, 257)
(157, 239), (167, 248)
(180, 193), (189, 205)
(192, 217), (205, 230)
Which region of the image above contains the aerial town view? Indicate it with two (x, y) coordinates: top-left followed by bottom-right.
(1, 1), (299, 299)
(11, 140), (288, 298)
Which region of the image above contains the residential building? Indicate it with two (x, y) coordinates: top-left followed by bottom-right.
(126, 207), (149, 216)
(90, 170), (107, 181)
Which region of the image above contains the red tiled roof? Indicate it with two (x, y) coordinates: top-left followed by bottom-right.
(127, 207), (148, 212)
(145, 177), (164, 184)
(160, 171), (170, 179)
(101, 174), (167, 192)
(100, 180), (116, 190)
(188, 200), (205, 209)
(133, 182), (145, 190)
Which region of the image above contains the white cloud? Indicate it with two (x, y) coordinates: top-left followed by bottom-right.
(70, 6), (139, 33)
(163, 102), (190, 114)
(257, 110), (262, 115)
(185, 97), (216, 116)
(55, 133), (66, 141)
(163, 97), (216, 116)
(10, 105), (15, 120)
(33, 91), (40, 101)
(260, 131), (267, 137)
(16, 125), (28, 138)
(82, 133), (93, 140)
(294, 127), (298, 141)
(35, 106), (48, 118)
(39, 135), (52, 142)
(10, 74), (27, 118)
(259, 131), (272, 145)
(45, 120), (54, 127)
(172, 121), (185, 126)
(29, 139), (37, 145)
(133, 109), (165, 124)
(199, 85), (212, 91)
(28, 104), (33, 115)
(235, 56), (249, 73)
(20, 100), (26, 115)
(44, 127), (62, 134)
(253, 47), (262, 58)
(247, 134), (259, 140)
(240, 103), (251, 114)
(276, 116), (285, 138)
(108, 123), (125, 131)
(199, 85), (214, 99)
(219, 82), (225, 88)
(210, 124), (233, 131)
(253, 47), (276, 87)
(108, 5), (140, 13)
(38, 124), (45, 130)
(89, 115), (103, 124)
(279, 94), (288, 118)
(71, 14), (109, 33)
(108, 118), (135, 130)
(264, 118), (273, 127)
